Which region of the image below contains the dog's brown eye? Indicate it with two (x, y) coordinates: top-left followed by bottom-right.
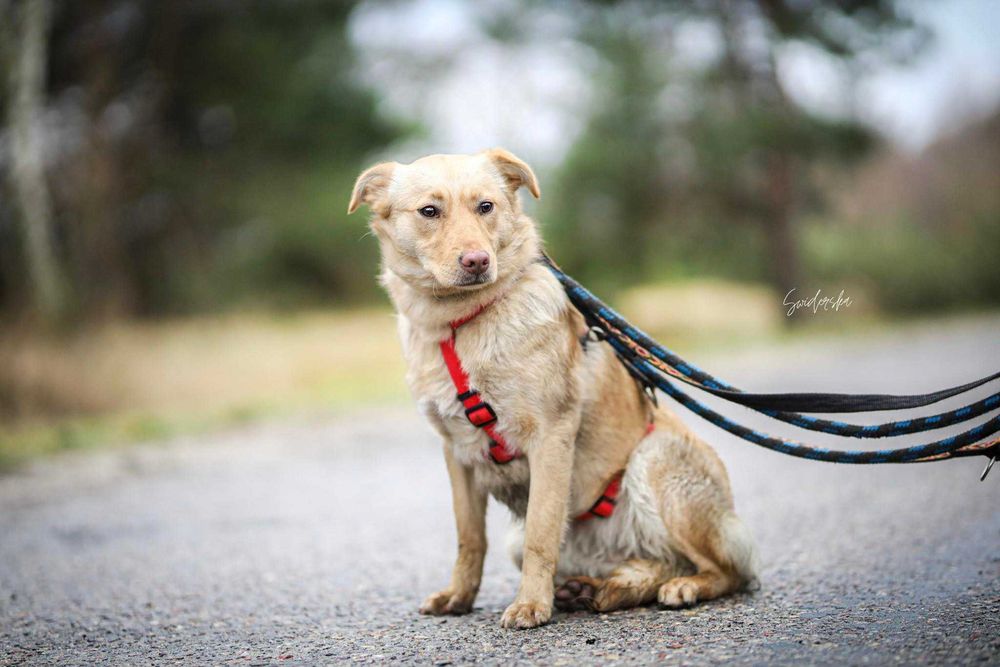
(419, 205), (439, 218)
(478, 201), (494, 215)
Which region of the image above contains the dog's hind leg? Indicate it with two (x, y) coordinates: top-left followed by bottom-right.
(555, 559), (674, 612)
(656, 513), (754, 608)
(650, 432), (756, 608)
(553, 575), (603, 611)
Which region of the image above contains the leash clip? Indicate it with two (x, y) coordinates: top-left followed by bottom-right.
(643, 383), (659, 408)
(586, 326), (607, 343)
(980, 453), (997, 482)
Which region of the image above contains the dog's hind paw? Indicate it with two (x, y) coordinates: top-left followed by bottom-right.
(658, 577), (700, 608)
(419, 589), (474, 616)
(554, 577), (600, 612)
(500, 599), (551, 629)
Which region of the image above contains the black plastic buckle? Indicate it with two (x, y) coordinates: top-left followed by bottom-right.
(465, 402), (498, 428)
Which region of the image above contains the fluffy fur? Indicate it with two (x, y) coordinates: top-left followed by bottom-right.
(348, 149), (756, 629)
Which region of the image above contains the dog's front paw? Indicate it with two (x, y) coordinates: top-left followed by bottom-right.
(500, 599), (551, 629)
(419, 589), (474, 616)
(658, 577), (700, 608)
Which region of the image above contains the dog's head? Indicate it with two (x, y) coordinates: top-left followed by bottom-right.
(347, 149), (540, 295)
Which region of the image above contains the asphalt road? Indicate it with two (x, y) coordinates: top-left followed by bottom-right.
(2, 316), (999, 665)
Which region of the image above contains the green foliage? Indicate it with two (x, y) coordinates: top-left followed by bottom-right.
(214, 160), (385, 309)
(154, 2), (410, 311)
(542, 0), (923, 300)
(752, 0), (928, 60)
(172, 2), (398, 159)
(540, 9), (672, 290)
(1, 0), (410, 318)
(1, 0), (993, 323)
(805, 213), (1000, 313)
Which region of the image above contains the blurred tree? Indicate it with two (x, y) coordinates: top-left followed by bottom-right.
(539, 0), (926, 298)
(1, 0), (66, 323)
(692, 0), (922, 297)
(0, 0), (405, 321)
(540, 6), (671, 288)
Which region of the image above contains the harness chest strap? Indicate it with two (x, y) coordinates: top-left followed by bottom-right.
(439, 302), (654, 517)
(439, 338), (520, 464)
(575, 421), (655, 521)
(439, 302), (521, 464)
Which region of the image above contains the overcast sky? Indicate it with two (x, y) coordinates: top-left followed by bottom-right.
(351, 0), (1000, 165)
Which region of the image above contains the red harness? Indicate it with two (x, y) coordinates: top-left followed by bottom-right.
(439, 304), (521, 464)
(438, 301), (654, 520)
(574, 421), (655, 522)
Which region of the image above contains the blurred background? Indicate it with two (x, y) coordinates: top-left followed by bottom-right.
(0, 0), (997, 467)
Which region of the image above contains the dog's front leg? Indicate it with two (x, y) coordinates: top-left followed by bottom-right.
(500, 419), (576, 629)
(419, 441), (488, 616)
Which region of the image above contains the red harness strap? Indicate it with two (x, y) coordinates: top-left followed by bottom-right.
(439, 303), (521, 464)
(575, 421), (656, 521)
(576, 473), (623, 520)
(440, 300), (655, 522)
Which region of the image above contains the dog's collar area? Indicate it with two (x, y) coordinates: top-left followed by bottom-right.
(442, 296), (518, 463)
(448, 297), (497, 331)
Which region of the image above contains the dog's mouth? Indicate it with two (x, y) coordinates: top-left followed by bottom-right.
(455, 272), (494, 288)
(422, 262), (498, 293)
(440, 265), (497, 290)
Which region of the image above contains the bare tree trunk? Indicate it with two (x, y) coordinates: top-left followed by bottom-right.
(716, 0), (802, 301)
(760, 52), (802, 304)
(3, 0), (65, 322)
(716, 0), (804, 310)
(763, 151), (800, 295)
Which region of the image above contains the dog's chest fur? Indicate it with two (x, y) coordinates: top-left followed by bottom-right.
(395, 266), (575, 515)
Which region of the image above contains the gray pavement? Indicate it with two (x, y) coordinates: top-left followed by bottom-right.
(2, 316), (999, 665)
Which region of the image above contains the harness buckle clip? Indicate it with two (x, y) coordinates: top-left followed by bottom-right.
(643, 383), (659, 408)
(980, 453), (997, 482)
(586, 326), (606, 343)
(465, 402), (498, 428)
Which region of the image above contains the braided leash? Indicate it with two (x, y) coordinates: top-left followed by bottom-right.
(542, 254), (1000, 474)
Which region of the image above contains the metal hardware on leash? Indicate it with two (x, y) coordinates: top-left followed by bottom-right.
(980, 453), (997, 481)
(611, 344), (660, 408)
(643, 383), (659, 408)
(586, 326), (606, 343)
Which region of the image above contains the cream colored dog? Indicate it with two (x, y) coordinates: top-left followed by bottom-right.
(348, 149), (755, 629)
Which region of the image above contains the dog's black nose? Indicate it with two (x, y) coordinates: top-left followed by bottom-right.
(459, 250), (490, 275)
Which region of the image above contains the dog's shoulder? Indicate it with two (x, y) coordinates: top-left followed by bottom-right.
(496, 262), (571, 332)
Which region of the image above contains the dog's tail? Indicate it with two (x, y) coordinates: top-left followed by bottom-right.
(719, 512), (759, 590)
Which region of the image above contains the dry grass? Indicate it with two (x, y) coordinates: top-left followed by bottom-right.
(619, 279), (782, 341)
(0, 309), (408, 467)
(618, 278), (879, 351)
(0, 281), (893, 469)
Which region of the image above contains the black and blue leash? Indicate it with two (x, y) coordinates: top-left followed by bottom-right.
(541, 254), (1000, 474)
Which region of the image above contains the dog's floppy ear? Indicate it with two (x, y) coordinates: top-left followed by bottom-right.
(348, 162), (396, 214)
(485, 148), (540, 199)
